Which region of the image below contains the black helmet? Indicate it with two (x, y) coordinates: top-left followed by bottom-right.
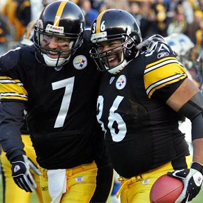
(90, 9), (142, 74)
(34, 0), (85, 67)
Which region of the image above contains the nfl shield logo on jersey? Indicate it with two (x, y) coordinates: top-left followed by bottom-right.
(73, 55), (87, 70)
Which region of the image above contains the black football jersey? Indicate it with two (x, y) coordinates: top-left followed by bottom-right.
(97, 42), (190, 178)
(0, 30), (106, 169)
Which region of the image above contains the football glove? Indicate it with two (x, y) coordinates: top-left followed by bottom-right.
(11, 155), (41, 192)
(136, 34), (166, 51)
(167, 162), (203, 203)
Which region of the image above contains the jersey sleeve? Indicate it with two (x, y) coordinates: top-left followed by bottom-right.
(0, 101), (26, 161)
(143, 42), (188, 99)
(0, 48), (27, 162)
(0, 76), (28, 101)
(0, 48), (28, 102)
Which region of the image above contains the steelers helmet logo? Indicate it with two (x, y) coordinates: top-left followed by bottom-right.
(116, 75), (127, 90)
(73, 55), (87, 70)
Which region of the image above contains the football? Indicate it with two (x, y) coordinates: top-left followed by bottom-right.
(150, 174), (183, 203)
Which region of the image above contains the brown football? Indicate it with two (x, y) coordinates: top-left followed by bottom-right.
(150, 174), (183, 203)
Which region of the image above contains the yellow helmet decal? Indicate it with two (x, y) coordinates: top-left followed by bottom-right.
(96, 11), (105, 33)
(54, 0), (68, 26)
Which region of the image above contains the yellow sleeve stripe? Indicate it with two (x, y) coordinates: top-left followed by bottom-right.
(146, 73), (187, 98)
(144, 59), (187, 98)
(0, 76), (28, 101)
(145, 57), (183, 73)
(1, 93), (27, 101)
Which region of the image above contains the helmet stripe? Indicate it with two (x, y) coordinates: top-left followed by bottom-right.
(54, 1), (68, 26)
(96, 11), (105, 33)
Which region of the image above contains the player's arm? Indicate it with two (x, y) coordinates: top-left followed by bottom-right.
(0, 50), (40, 192)
(0, 48), (26, 160)
(0, 101), (40, 193)
(166, 78), (203, 203)
(143, 40), (203, 202)
(0, 101), (26, 160)
(166, 78), (203, 163)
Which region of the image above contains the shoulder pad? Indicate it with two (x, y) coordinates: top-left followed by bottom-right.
(145, 41), (175, 57)
(143, 41), (178, 65)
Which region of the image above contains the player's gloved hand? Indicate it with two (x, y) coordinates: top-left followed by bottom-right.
(136, 34), (166, 51)
(167, 162), (203, 203)
(11, 155), (41, 192)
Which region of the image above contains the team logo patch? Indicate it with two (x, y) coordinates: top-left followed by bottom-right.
(73, 55), (87, 70)
(116, 75), (126, 90)
(142, 178), (150, 185)
(76, 176), (84, 183)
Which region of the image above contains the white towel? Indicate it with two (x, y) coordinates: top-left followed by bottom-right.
(47, 169), (66, 203)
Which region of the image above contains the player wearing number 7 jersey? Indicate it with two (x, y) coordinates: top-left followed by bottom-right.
(90, 9), (203, 203)
(0, 1), (113, 203)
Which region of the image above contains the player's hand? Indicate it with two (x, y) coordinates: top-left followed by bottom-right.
(136, 34), (166, 51)
(11, 155), (41, 192)
(167, 162), (203, 203)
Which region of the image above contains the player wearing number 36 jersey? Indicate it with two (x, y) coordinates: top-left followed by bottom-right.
(90, 9), (203, 203)
(0, 1), (113, 203)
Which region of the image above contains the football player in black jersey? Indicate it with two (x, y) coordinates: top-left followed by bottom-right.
(0, 1), (113, 203)
(90, 9), (203, 203)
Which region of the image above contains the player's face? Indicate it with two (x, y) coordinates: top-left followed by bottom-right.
(97, 40), (123, 68)
(41, 33), (72, 58)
